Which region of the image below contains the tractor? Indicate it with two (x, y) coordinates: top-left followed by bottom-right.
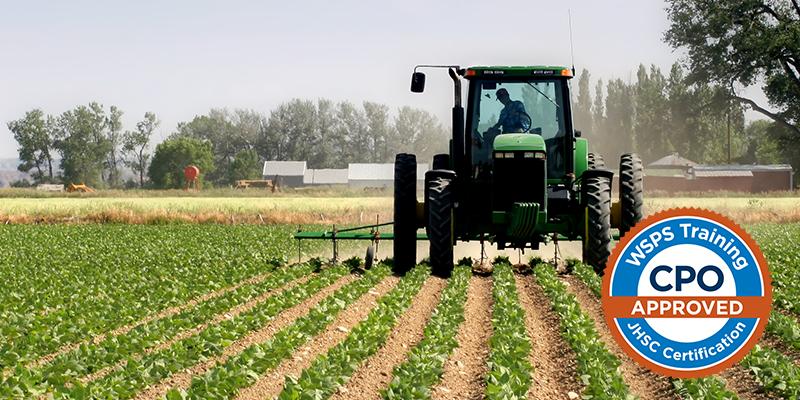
(392, 65), (644, 277)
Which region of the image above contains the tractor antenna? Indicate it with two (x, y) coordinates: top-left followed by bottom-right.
(568, 9), (576, 76)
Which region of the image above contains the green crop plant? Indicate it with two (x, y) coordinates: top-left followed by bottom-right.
(173, 264), (392, 400)
(51, 265), (349, 399)
(382, 265), (470, 399)
(278, 265), (430, 399)
(533, 264), (632, 399)
(0, 263), (311, 397)
(485, 262), (533, 399)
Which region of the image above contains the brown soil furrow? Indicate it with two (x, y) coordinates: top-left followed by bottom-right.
(81, 274), (311, 384)
(515, 274), (583, 400)
(560, 274), (678, 400)
(329, 276), (446, 400)
(233, 275), (401, 400)
(129, 273), (360, 400)
(25, 268), (279, 372)
(719, 365), (777, 400)
(432, 276), (493, 400)
(763, 334), (800, 366)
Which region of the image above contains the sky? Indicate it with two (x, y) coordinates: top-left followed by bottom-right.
(0, 0), (762, 159)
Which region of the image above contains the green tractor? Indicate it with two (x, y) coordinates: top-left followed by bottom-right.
(394, 65), (644, 277)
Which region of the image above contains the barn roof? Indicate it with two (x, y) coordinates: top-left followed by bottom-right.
(693, 170), (753, 178)
(348, 163), (429, 181)
(693, 164), (793, 172)
(262, 161), (307, 177)
(649, 153), (697, 168)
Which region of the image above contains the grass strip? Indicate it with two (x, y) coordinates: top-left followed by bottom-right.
(277, 265), (430, 399)
(381, 265), (470, 399)
(171, 264), (392, 400)
(50, 265), (350, 399)
(533, 264), (631, 399)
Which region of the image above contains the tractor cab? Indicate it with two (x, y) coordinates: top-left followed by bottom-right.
(397, 65), (643, 277)
(465, 66), (572, 182)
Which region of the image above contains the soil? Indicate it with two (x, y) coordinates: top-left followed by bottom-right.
(26, 268), (280, 371)
(560, 274), (678, 400)
(328, 276), (446, 400)
(719, 365), (778, 400)
(515, 274), (584, 400)
(432, 276), (493, 400)
(232, 275), (401, 400)
(129, 273), (360, 400)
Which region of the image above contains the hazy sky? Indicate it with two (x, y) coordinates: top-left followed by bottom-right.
(0, 0), (721, 159)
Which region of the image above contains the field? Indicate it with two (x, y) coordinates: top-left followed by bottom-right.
(2, 222), (800, 399)
(1, 195), (799, 224)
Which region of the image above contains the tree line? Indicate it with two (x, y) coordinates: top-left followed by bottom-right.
(7, 100), (448, 189)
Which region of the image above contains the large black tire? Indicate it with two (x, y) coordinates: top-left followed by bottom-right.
(583, 176), (613, 275)
(432, 153), (450, 170)
(588, 152), (605, 169)
(393, 153), (417, 274)
(426, 170), (455, 278)
(619, 153), (644, 237)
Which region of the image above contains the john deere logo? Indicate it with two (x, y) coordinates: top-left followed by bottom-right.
(602, 208), (771, 377)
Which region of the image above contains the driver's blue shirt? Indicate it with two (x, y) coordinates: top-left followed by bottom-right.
(497, 100), (527, 132)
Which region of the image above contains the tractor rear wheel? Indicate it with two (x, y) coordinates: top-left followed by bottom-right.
(393, 153), (417, 274)
(426, 170), (455, 277)
(588, 152), (605, 169)
(619, 153), (644, 237)
(583, 176), (613, 275)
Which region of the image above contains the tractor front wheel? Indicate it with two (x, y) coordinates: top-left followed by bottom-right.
(588, 152), (605, 169)
(619, 153), (644, 237)
(583, 176), (613, 275)
(393, 153), (417, 274)
(426, 170), (455, 278)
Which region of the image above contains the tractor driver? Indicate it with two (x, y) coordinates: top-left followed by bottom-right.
(474, 88), (530, 151)
(491, 88), (529, 133)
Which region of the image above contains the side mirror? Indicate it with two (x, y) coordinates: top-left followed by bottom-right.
(575, 129), (582, 138)
(411, 72), (426, 93)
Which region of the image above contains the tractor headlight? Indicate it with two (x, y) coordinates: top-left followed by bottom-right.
(523, 152), (546, 159)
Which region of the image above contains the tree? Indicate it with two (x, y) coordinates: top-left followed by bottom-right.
(665, 0), (800, 137)
(364, 101), (394, 163)
(633, 64), (672, 162)
(603, 79), (636, 163)
(229, 149), (261, 182)
(394, 107), (448, 165)
(54, 102), (110, 186)
(574, 69), (594, 137)
(7, 109), (55, 182)
(147, 137), (215, 189)
(123, 112), (159, 187)
(592, 79), (606, 148)
(105, 105), (124, 187)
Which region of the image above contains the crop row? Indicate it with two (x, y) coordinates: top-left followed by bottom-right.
(749, 224), (800, 314)
(172, 264), (392, 399)
(742, 345), (800, 398)
(485, 261), (532, 399)
(277, 265), (430, 399)
(51, 263), (349, 399)
(532, 263), (631, 399)
(382, 264), (471, 399)
(0, 225), (316, 369)
(0, 262), (312, 397)
(569, 260), (739, 400)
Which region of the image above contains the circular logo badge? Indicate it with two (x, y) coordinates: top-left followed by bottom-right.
(602, 208), (771, 378)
